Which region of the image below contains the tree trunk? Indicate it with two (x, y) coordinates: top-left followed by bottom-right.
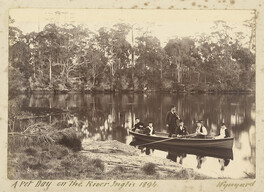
(93, 74), (96, 86)
(49, 55), (52, 84)
(160, 62), (163, 81)
(177, 66), (181, 83)
(33, 63), (36, 79)
(131, 26), (135, 90)
(111, 63), (114, 91)
(66, 71), (69, 83)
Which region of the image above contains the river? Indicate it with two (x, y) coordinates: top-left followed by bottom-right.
(16, 92), (255, 179)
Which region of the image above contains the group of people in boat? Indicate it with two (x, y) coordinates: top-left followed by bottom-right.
(132, 105), (230, 139)
(132, 118), (155, 135)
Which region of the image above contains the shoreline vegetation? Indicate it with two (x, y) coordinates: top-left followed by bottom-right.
(12, 87), (255, 96)
(9, 87), (256, 100)
(8, 122), (212, 180)
(9, 18), (255, 99)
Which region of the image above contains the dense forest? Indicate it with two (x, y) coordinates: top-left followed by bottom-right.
(9, 17), (255, 97)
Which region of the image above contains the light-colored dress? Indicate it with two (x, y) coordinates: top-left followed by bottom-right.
(215, 127), (228, 139)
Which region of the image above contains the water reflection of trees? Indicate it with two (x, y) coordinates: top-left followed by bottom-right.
(20, 93), (255, 146)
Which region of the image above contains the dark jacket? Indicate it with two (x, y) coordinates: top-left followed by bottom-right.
(166, 111), (180, 133)
(176, 126), (188, 136)
(224, 129), (230, 138)
(221, 128), (230, 138)
(132, 122), (145, 131)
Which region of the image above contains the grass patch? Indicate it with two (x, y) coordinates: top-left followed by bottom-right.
(142, 163), (156, 175)
(91, 158), (105, 171)
(49, 145), (70, 159)
(58, 135), (82, 151)
(8, 142), (108, 179)
(24, 147), (38, 156)
(111, 165), (127, 173)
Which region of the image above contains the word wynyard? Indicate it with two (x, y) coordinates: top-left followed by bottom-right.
(217, 180), (255, 190)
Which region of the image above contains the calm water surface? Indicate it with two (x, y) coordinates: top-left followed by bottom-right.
(18, 93), (255, 179)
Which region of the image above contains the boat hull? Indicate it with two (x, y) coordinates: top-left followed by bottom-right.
(130, 140), (233, 160)
(129, 131), (234, 149)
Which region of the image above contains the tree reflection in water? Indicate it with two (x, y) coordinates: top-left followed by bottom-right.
(18, 92), (255, 178)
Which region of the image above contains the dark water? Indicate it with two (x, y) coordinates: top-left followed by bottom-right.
(17, 93), (255, 178)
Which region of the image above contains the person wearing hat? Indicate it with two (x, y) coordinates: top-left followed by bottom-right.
(166, 105), (181, 137)
(195, 120), (207, 138)
(215, 123), (230, 139)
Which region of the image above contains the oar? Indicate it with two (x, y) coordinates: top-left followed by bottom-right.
(137, 137), (179, 147)
(179, 133), (197, 138)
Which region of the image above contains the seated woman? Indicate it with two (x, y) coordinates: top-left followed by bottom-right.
(144, 122), (155, 135)
(175, 120), (188, 137)
(195, 120), (208, 138)
(215, 123), (230, 139)
(132, 118), (145, 132)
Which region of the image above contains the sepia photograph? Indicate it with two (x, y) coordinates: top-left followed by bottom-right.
(4, 6), (260, 190)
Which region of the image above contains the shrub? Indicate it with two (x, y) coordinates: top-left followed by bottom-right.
(58, 135), (82, 151)
(120, 75), (129, 90)
(49, 145), (70, 159)
(8, 66), (28, 97)
(24, 147), (38, 156)
(60, 160), (72, 168)
(141, 162), (156, 175)
(40, 151), (52, 163)
(132, 76), (140, 91)
(162, 78), (174, 90)
(91, 158), (105, 171)
(84, 81), (94, 91)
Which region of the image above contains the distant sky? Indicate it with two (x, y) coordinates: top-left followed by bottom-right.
(9, 9), (254, 47)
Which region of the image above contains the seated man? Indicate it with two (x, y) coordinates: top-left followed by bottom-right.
(175, 120), (188, 137)
(132, 118), (145, 132)
(144, 122), (155, 135)
(215, 123), (230, 139)
(195, 120), (208, 138)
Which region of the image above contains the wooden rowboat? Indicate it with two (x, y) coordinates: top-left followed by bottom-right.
(130, 140), (233, 160)
(129, 131), (234, 149)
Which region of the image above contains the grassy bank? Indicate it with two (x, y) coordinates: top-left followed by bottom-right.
(8, 123), (210, 180)
(8, 141), (210, 180)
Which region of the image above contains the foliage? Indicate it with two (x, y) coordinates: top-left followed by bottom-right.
(8, 19), (255, 93)
(141, 162), (156, 175)
(91, 158), (105, 171)
(8, 122), (82, 152)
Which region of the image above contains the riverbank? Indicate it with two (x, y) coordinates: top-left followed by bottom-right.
(81, 139), (212, 179)
(12, 88), (255, 97)
(8, 127), (212, 180)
